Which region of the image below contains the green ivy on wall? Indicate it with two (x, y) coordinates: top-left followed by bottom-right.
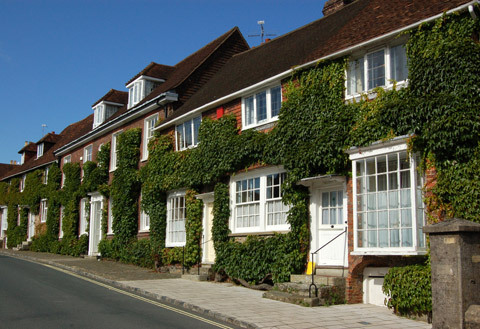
(111, 128), (142, 246)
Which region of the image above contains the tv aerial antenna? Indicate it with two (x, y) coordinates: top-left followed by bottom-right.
(41, 124), (47, 136)
(248, 20), (276, 44)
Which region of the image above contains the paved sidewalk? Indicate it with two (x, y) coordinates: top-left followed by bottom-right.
(0, 249), (431, 329)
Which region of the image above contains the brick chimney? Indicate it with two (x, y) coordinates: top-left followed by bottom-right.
(322, 0), (355, 16)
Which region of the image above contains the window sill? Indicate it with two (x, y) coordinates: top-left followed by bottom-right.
(345, 81), (408, 103)
(229, 230), (290, 237)
(242, 119), (278, 132)
(351, 249), (427, 256)
(165, 242), (186, 248)
(138, 229), (150, 233)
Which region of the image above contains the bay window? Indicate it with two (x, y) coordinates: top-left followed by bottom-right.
(166, 191), (186, 247)
(346, 44), (408, 98)
(349, 139), (426, 254)
(230, 167), (290, 234)
(242, 85), (282, 129)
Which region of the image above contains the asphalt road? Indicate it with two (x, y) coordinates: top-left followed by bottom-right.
(0, 255), (240, 329)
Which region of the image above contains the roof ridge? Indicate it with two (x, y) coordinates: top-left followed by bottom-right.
(170, 26), (243, 89)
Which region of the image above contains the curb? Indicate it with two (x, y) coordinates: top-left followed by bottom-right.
(0, 250), (258, 329)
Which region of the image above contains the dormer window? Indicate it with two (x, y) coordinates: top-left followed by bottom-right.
(93, 102), (121, 129)
(20, 152), (25, 165)
(37, 143), (44, 158)
(127, 76), (164, 109)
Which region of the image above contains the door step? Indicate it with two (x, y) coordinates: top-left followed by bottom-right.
(263, 274), (346, 307)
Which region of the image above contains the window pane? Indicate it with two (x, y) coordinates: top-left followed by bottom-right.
(366, 158), (376, 175)
(390, 44), (408, 82)
(322, 209), (329, 225)
(402, 228), (412, 247)
(348, 58), (364, 95)
(357, 213), (364, 229)
(390, 229), (400, 247)
(270, 86), (281, 117)
(356, 160), (365, 177)
(193, 116), (201, 145)
(177, 124), (184, 150)
(185, 120), (192, 148)
(245, 96), (254, 125)
(367, 49), (385, 89)
(256, 91), (267, 122)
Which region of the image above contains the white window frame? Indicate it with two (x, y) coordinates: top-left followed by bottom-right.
(84, 144), (93, 163)
(107, 198), (113, 234)
(93, 104), (104, 129)
(20, 152), (25, 165)
(110, 130), (122, 172)
(20, 174), (26, 192)
(142, 114), (159, 160)
(127, 76), (164, 109)
(175, 115), (201, 151)
(349, 141), (426, 255)
(37, 143), (44, 158)
(62, 155), (71, 187)
(40, 199), (48, 223)
(230, 166), (290, 234)
(44, 166), (49, 184)
(59, 206), (65, 238)
(346, 43), (408, 100)
(139, 193), (150, 232)
(241, 85), (282, 130)
(166, 190), (186, 247)
(79, 198), (88, 236)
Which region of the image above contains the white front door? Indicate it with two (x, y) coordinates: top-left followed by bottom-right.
(202, 202), (215, 264)
(89, 194), (103, 256)
(313, 188), (348, 267)
(0, 207), (8, 238)
(27, 212), (35, 241)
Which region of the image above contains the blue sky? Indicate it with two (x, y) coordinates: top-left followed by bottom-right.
(0, 0), (327, 164)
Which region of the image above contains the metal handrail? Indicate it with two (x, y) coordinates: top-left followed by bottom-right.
(182, 236), (214, 276)
(309, 227), (347, 298)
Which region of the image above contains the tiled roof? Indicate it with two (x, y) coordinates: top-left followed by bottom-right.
(125, 62), (175, 86)
(18, 142), (36, 154)
(134, 26), (246, 108)
(0, 163), (18, 180)
(92, 89), (128, 108)
(1, 114), (94, 180)
(166, 0), (472, 124)
(37, 132), (61, 144)
(99, 26), (247, 126)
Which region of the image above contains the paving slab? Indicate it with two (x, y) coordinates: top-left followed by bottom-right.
(0, 249), (432, 329)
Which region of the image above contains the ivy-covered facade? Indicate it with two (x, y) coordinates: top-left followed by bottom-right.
(1, 0), (479, 310)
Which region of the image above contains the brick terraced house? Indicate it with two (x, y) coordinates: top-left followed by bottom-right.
(1, 0), (478, 307)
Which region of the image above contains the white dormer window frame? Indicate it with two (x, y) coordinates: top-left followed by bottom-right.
(127, 76), (164, 109)
(37, 143), (44, 158)
(175, 115), (201, 151)
(93, 101), (122, 129)
(142, 113), (159, 160)
(346, 43), (408, 100)
(241, 84), (282, 130)
(20, 152), (25, 165)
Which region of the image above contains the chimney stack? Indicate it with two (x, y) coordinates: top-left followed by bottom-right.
(322, 0), (354, 16)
